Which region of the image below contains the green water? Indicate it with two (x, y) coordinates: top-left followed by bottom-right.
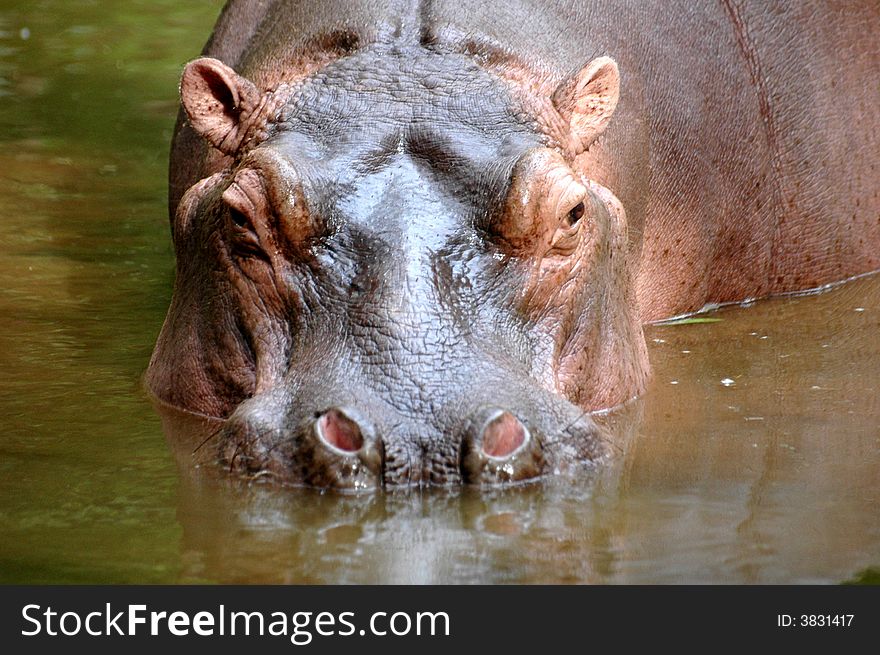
(1, 0), (878, 584)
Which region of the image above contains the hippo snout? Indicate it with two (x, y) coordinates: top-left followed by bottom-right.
(216, 393), (603, 490)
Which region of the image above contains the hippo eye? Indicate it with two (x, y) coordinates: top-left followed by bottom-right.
(221, 181), (265, 257)
(549, 186), (587, 256)
(228, 206), (249, 229)
(566, 201), (585, 226)
(556, 177), (587, 232)
(225, 203), (262, 247)
(221, 180), (259, 232)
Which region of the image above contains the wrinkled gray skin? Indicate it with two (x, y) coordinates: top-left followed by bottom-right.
(148, 0), (880, 489)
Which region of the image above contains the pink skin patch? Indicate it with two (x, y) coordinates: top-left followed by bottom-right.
(317, 409), (363, 453)
(481, 412), (528, 459)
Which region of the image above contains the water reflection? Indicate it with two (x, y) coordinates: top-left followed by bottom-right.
(158, 401), (639, 584)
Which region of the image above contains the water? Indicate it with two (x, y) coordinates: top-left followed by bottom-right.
(1, 0), (877, 584)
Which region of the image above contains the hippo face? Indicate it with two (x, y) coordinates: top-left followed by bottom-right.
(148, 42), (648, 488)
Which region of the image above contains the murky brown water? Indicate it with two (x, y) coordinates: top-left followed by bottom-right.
(1, 0), (877, 584)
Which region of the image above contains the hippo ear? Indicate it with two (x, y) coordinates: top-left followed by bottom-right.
(180, 57), (261, 155)
(552, 56), (620, 153)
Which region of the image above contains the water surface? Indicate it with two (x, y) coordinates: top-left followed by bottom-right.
(0, 0), (877, 584)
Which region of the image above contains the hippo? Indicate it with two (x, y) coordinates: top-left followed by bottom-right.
(147, 0), (880, 489)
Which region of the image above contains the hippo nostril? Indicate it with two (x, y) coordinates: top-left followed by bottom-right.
(304, 406), (383, 490)
(316, 408), (364, 453)
(461, 408), (543, 485)
(481, 411), (529, 459)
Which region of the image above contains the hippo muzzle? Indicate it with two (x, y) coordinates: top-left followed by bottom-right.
(218, 382), (605, 489)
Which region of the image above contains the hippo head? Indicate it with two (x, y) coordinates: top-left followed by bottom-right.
(148, 40), (648, 489)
